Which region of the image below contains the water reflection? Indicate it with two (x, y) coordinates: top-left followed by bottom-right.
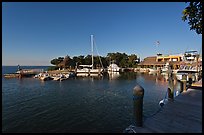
(108, 72), (120, 80)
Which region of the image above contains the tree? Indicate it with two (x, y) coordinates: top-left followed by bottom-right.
(50, 57), (64, 66)
(73, 55), (85, 66)
(84, 55), (92, 65)
(128, 54), (137, 67)
(182, 2), (202, 34)
(50, 52), (138, 69)
(58, 55), (71, 69)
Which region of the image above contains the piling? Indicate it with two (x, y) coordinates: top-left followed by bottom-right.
(133, 85), (144, 127)
(167, 75), (174, 99)
(188, 73), (193, 86)
(180, 81), (183, 93)
(180, 74), (187, 92)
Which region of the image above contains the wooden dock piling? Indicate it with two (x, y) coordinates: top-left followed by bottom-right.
(133, 85), (144, 127)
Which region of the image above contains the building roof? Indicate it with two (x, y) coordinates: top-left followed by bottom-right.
(138, 56), (193, 66)
(138, 56), (166, 66)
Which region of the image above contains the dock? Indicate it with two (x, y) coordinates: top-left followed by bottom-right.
(191, 78), (202, 88)
(125, 86), (202, 133)
(3, 69), (44, 78)
(3, 73), (21, 78)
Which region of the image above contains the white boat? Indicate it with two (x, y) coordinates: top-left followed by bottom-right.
(175, 65), (199, 82)
(39, 73), (53, 81)
(52, 73), (72, 81)
(34, 73), (44, 78)
(52, 74), (64, 81)
(76, 65), (103, 76)
(161, 62), (170, 73)
(76, 35), (104, 76)
(148, 67), (158, 74)
(107, 63), (120, 72)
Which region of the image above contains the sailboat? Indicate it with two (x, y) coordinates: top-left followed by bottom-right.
(76, 35), (104, 77)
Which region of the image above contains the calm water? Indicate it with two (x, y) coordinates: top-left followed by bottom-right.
(2, 66), (181, 133)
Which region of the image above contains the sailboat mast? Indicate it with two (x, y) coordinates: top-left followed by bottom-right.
(91, 35), (94, 69)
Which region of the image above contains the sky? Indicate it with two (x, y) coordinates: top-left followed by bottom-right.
(2, 2), (202, 66)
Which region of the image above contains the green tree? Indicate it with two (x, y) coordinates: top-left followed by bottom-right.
(50, 57), (64, 66)
(182, 2), (202, 34)
(73, 55), (85, 66)
(84, 55), (92, 65)
(100, 56), (108, 68)
(62, 55), (71, 68)
(106, 52), (129, 67)
(128, 54), (137, 67)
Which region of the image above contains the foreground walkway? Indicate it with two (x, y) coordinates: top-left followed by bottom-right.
(127, 87), (202, 133)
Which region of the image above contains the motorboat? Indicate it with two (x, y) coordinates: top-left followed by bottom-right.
(107, 63), (120, 72)
(175, 65), (199, 82)
(39, 73), (53, 81)
(161, 62), (170, 73)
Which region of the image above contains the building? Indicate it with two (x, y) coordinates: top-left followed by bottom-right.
(156, 54), (183, 62)
(138, 54), (183, 70)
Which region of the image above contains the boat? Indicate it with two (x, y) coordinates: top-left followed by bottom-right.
(40, 75), (52, 81)
(161, 62), (170, 73)
(107, 62), (121, 72)
(148, 67), (159, 74)
(34, 73), (43, 78)
(175, 49), (202, 82)
(175, 65), (199, 82)
(52, 74), (66, 81)
(39, 73), (53, 81)
(76, 35), (104, 76)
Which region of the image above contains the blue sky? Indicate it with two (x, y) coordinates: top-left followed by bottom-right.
(2, 2), (202, 66)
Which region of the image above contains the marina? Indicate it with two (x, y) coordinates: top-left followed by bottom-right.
(2, 6), (202, 133)
(2, 65), (202, 133)
(2, 2), (202, 133)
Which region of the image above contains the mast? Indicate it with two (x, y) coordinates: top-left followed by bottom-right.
(91, 35), (94, 69)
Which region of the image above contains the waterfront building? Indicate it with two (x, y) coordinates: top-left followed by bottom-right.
(138, 54), (183, 70)
(156, 54), (183, 62)
(138, 51), (202, 73)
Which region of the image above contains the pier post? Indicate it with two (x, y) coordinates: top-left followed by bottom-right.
(133, 85), (144, 127)
(180, 81), (183, 93)
(168, 74), (174, 100)
(188, 73), (192, 86)
(180, 74), (187, 92)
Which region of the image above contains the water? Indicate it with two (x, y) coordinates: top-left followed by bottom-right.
(2, 66), (181, 133)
